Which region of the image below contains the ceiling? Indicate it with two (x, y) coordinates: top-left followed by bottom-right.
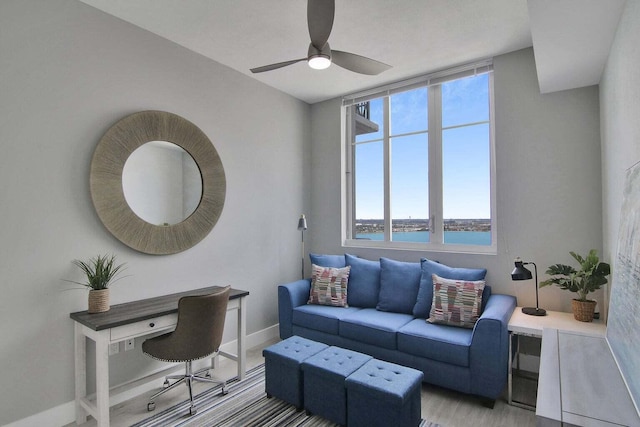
(78, 0), (625, 104)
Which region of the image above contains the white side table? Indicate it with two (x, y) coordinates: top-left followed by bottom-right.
(507, 307), (605, 409)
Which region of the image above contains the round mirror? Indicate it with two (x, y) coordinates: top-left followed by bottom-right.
(122, 141), (202, 226)
(90, 111), (225, 255)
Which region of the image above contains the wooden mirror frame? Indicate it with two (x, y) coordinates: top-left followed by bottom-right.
(90, 111), (226, 255)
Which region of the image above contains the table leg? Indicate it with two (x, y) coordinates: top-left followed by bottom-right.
(237, 296), (247, 380)
(74, 323), (88, 425)
(211, 353), (220, 370)
(516, 334), (521, 371)
(95, 336), (110, 427)
(508, 332), (513, 405)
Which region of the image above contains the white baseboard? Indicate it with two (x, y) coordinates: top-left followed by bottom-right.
(220, 323), (279, 355)
(5, 324), (280, 427)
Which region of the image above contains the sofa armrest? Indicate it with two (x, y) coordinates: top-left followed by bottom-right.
(469, 294), (517, 399)
(278, 279), (311, 339)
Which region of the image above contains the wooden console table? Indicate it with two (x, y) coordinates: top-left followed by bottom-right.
(70, 286), (249, 427)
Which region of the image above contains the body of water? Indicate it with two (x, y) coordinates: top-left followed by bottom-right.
(356, 230), (491, 245)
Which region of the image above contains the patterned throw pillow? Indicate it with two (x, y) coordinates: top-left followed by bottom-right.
(308, 264), (351, 307)
(412, 258), (487, 318)
(427, 274), (485, 328)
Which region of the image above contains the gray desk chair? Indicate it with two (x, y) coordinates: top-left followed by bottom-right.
(142, 286), (230, 416)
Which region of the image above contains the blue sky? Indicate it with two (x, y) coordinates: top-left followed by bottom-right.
(355, 73), (490, 220)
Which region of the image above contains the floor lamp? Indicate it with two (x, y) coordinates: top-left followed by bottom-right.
(297, 214), (307, 279)
(511, 257), (546, 316)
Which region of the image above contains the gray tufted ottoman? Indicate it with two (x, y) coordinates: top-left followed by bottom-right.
(262, 336), (328, 409)
(301, 346), (373, 425)
(345, 358), (423, 427)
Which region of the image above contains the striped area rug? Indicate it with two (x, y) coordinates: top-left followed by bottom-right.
(134, 364), (439, 427)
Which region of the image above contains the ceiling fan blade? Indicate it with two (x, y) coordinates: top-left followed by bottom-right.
(250, 58), (307, 74)
(331, 50), (392, 75)
(307, 0), (334, 48)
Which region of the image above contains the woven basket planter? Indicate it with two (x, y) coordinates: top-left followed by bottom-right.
(571, 299), (596, 322)
(88, 288), (110, 313)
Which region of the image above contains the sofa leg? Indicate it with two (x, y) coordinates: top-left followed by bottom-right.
(480, 398), (496, 409)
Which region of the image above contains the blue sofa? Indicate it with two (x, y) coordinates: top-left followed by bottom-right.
(278, 254), (517, 405)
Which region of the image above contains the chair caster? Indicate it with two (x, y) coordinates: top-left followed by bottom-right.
(147, 402), (156, 412)
(222, 386), (228, 395)
(189, 405), (197, 416)
(205, 371), (211, 378)
(163, 379), (170, 388)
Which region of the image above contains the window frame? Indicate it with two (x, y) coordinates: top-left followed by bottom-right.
(342, 62), (497, 254)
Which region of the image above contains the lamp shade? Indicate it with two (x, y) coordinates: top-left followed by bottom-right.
(511, 258), (532, 281)
(297, 214), (308, 230)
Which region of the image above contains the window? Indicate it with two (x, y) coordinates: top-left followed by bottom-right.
(343, 61), (495, 253)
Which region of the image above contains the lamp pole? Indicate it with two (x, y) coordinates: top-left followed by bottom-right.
(528, 261), (541, 314)
(297, 214), (307, 279)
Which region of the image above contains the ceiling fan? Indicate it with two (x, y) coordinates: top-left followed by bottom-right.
(250, 0), (391, 75)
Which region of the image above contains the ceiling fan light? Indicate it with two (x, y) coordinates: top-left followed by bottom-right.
(308, 55), (331, 70)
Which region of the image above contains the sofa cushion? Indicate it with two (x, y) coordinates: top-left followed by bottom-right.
(413, 258), (487, 318)
(345, 254), (381, 308)
(309, 253), (346, 268)
(292, 305), (362, 335)
(376, 258), (422, 314)
(308, 264), (350, 307)
(340, 308), (414, 350)
(428, 274), (485, 328)
(397, 319), (472, 367)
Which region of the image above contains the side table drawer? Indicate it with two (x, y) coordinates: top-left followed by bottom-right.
(111, 314), (177, 341)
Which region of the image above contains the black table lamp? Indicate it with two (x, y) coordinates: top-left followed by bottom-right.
(511, 257), (546, 316)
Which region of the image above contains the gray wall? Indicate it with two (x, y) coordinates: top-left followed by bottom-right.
(309, 47), (603, 313)
(0, 1), (309, 424)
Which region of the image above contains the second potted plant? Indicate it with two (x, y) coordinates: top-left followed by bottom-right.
(539, 249), (610, 322)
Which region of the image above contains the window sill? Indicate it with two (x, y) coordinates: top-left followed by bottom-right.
(343, 238), (497, 255)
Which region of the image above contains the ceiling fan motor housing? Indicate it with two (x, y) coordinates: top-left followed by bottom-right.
(308, 42), (331, 69)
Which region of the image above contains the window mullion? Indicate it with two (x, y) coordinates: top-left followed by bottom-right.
(488, 73), (497, 249)
(428, 85), (443, 244)
(383, 96), (392, 242)
(345, 106), (355, 240)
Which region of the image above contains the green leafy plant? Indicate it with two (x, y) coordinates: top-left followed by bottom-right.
(67, 254), (128, 290)
(539, 249), (610, 302)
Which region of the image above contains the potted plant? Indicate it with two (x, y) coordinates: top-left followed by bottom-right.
(539, 249), (610, 322)
(67, 254), (127, 313)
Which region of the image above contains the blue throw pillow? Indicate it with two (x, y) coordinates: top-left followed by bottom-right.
(413, 258), (487, 318)
(376, 258), (422, 314)
(309, 253), (346, 268)
(345, 254), (381, 308)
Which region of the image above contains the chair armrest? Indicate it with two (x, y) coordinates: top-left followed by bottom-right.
(278, 279), (311, 339)
(469, 294), (517, 399)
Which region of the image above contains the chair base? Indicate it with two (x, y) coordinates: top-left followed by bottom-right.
(147, 360), (227, 415)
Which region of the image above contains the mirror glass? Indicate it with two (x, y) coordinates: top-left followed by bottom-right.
(122, 141), (202, 226)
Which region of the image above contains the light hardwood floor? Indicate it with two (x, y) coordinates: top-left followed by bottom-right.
(67, 338), (536, 427)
